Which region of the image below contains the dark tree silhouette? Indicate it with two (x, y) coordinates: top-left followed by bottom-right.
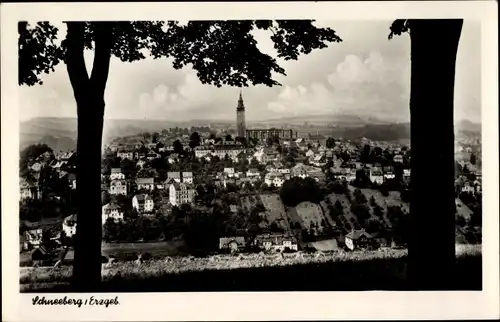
(189, 132), (201, 149)
(390, 19), (463, 290)
(469, 153), (477, 165)
(19, 20), (340, 290)
(173, 140), (184, 155)
(326, 137), (335, 149)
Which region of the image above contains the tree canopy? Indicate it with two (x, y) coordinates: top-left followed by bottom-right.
(19, 20), (341, 88)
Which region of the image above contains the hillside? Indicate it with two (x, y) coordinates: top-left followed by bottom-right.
(19, 117), (184, 151)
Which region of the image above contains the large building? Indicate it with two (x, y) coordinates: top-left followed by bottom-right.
(169, 183), (196, 206)
(236, 91), (246, 138)
(246, 128), (297, 141)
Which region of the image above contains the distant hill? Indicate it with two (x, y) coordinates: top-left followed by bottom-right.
(456, 120), (481, 133)
(252, 113), (393, 127)
(340, 123), (410, 142)
(19, 117), (184, 151)
(19, 116), (481, 151)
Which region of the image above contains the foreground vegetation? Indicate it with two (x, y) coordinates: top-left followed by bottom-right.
(21, 244), (481, 292)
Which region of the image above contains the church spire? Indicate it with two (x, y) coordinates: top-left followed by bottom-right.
(237, 90), (245, 111)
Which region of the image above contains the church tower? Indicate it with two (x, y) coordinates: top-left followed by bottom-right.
(236, 90), (246, 138)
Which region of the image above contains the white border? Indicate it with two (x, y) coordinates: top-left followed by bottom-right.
(2, 1), (499, 321)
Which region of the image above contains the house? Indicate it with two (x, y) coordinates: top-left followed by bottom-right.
(20, 178), (37, 200)
(62, 214), (77, 237)
(246, 168), (260, 178)
(194, 142), (245, 160)
(167, 154), (179, 164)
(136, 159), (146, 169)
(383, 166), (395, 181)
(473, 180), (482, 193)
(110, 168), (125, 180)
(135, 152), (146, 160)
(102, 203), (124, 224)
(264, 172), (286, 187)
(146, 151), (160, 161)
(219, 237), (246, 253)
(310, 154), (326, 167)
(182, 172), (194, 184)
(132, 194), (154, 213)
(117, 151), (134, 160)
(24, 228), (43, 248)
(167, 172), (182, 183)
(169, 183), (196, 206)
(307, 133), (327, 146)
(109, 179), (127, 195)
(136, 177), (155, 191)
(291, 164), (308, 179)
(345, 229), (373, 250)
(393, 154), (404, 163)
(223, 167), (235, 177)
(254, 234), (298, 252)
(308, 171), (326, 183)
(403, 169), (411, 181)
(262, 148), (280, 163)
(461, 182), (476, 194)
(369, 167), (384, 185)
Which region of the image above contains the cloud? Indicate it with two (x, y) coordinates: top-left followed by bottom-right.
(135, 72), (239, 120)
(19, 21), (479, 124)
(266, 51), (411, 121)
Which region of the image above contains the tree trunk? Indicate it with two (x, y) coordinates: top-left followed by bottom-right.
(407, 19), (463, 290)
(65, 22), (112, 291)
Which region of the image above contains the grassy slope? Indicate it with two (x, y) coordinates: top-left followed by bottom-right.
(21, 245), (481, 292)
(291, 202), (326, 231)
(259, 194), (290, 231)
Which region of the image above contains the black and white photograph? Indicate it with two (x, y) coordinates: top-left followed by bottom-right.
(2, 1), (499, 321)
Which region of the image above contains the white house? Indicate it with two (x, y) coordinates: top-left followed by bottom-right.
(369, 167), (384, 185)
(246, 168), (260, 178)
(136, 159), (146, 169)
(291, 164), (308, 179)
(132, 194), (154, 213)
(182, 172), (194, 184)
(110, 168), (125, 180)
(169, 183), (196, 206)
(62, 214), (77, 237)
(136, 177), (155, 191)
(102, 203), (124, 224)
(117, 151), (134, 160)
(393, 154), (404, 163)
(254, 234), (298, 252)
(167, 172), (182, 183)
(264, 172), (285, 187)
(109, 179), (127, 195)
(223, 167), (236, 178)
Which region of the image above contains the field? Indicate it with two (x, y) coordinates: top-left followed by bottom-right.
(20, 244), (482, 292)
(101, 241), (186, 259)
(289, 201), (328, 231)
(306, 238), (339, 251)
(259, 194), (291, 231)
(326, 193), (360, 231)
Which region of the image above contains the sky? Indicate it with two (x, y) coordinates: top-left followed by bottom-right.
(19, 20), (482, 124)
